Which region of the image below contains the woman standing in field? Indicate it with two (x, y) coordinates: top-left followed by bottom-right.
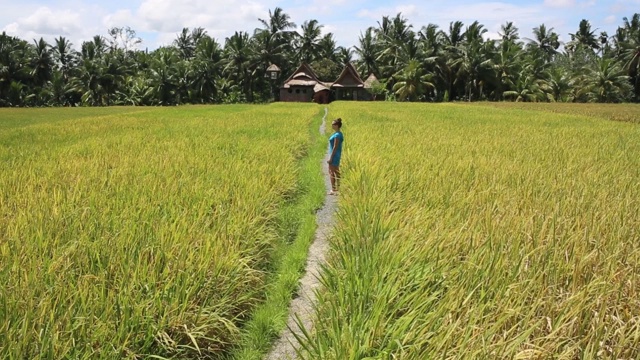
(328, 118), (344, 195)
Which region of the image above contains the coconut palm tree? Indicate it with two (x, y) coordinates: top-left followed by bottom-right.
(318, 33), (338, 62)
(526, 24), (560, 62)
(192, 36), (222, 103)
(354, 28), (379, 76)
(499, 22), (520, 45)
(295, 19), (323, 63)
(619, 14), (640, 100)
(336, 46), (354, 65)
(504, 71), (547, 102)
(53, 37), (76, 81)
(148, 47), (179, 105)
(174, 28), (195, 60)
(577, 57), (631, 102)
(258, 7), (296, 38)
(30, 38), (54, 88)
(418, 23), (441, 58)
(568, 19), (600, 53)
(545, 66), (572, 102)
(224, 31), (253, 101)
(392, 59), (435, 101)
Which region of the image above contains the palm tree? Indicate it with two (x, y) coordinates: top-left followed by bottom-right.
(504, 73), (547, 102)
(336, 46), (353, 65)
(578, 58), (631, 102)
(453, 40), (495, 101)
(174, 28), (195, 60)
(53, 37), (76, 81)
(192, 36), (222, 103)
(418, 24), (441, 57)
(258, 7), (296, 38)
(30, 38), (54, 88)
(191, 27), (207, 47)
(224, 32), (252, 101)
(545, 66), (572, 102)
(493, 38), (522, 100)
(354, 27), (379, 77)
(318, 33), (338, 62)
(499, 22), (520, 45)
(620, 14), (640, 100)
(376, 13), (415, 77)
(392, 59), (435, 101)
(295, 19), (323, 63)
(568, 19), (599, 53)
(526, 24), (560, 62)
(148, 47), (179, 105)
(256, 7), (296, 71)
(0, 33), (31, 105)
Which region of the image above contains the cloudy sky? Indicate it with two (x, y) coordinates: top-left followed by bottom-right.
(1, 0), (639, 51)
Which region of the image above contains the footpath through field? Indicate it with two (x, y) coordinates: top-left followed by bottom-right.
(265, 108), (336, 360)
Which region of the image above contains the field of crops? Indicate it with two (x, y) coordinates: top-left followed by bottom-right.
(0, 104), (324, 359)
(300, 102), (640, 359)
(480, 102), (640, 124)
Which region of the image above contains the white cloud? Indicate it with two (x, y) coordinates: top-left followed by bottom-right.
(103, 9), (138, 29)
(604, 15), (617, 24)
(0, 0), (626, 51)
(132, 0), (271, 47)
(543, 0), (576, 7)
(9, 7), (83, 36)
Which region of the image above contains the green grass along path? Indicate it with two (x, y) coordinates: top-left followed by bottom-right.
(265, 108), (336, 360)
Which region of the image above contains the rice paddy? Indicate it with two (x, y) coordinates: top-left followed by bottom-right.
(300, 102), (640, 359)
(2, 102), (639, 359)
(0, 104), (324, 359)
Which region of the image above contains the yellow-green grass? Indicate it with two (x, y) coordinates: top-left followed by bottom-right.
(475, 102), (640, 124)
(0, 104), (323, 359)
(299, 102), (640, 359)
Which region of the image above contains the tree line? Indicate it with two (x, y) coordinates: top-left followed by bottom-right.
(1, 9), (639, 106)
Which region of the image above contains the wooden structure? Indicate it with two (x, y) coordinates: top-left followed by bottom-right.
(280, 63), (321, 102)
(280, 62), (375, 103)
(332, 63), (371, 101)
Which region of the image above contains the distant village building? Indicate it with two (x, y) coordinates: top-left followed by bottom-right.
(280, 62), (376, 103)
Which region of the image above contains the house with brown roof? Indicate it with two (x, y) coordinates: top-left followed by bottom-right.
(280, 62), (375, 103)
(279, 63), (321, 102)
(332, 63), (371, 101)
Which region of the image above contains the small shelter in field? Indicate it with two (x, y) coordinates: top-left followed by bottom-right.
(364, 73), (382, 100)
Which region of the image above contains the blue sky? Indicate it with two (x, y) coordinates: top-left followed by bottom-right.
(2, 0), (639, 51)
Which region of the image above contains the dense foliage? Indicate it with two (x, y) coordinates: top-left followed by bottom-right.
(1, 9), (640, 106)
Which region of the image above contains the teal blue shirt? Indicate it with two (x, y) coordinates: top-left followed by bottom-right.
(329, 131), (344, 166)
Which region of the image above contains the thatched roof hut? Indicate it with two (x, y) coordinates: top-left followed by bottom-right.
(364, 73), (379, 88)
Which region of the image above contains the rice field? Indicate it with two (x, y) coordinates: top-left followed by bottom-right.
(2, 102), (640, 359)
(300, 102), (640, 359)
(0, 104), (324, 359)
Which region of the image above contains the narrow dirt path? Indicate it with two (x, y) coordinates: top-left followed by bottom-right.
(265, 108), (337, 360)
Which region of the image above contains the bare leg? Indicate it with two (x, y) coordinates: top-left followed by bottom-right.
(329, 165), (339, 193)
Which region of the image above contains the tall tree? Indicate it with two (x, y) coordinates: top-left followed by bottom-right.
(568, 19), (600, 53)
(354, 27), (379, 76)
(31, 38), (54, 88)
(296, 19), (323, 63)
(53, 36), (76, 81)
(526, 24), (560, 62)
(392, 59), (435, 101)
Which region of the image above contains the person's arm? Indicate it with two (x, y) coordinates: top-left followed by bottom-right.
(328, 137), (341, 164)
